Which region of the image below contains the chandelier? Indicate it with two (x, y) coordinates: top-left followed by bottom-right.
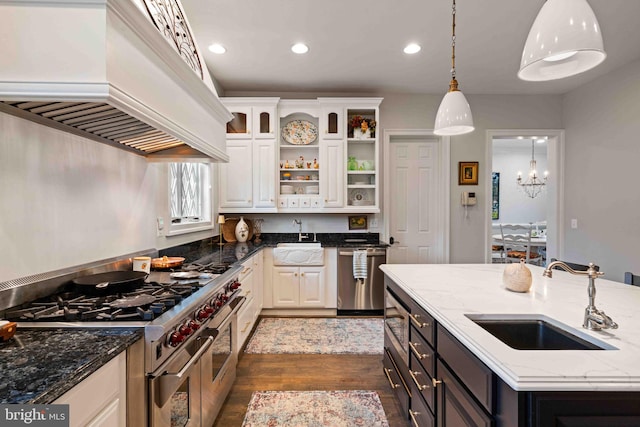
(517, 140), (548, 198)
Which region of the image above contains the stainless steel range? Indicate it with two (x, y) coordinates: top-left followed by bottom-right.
(0, 250), (245, 427)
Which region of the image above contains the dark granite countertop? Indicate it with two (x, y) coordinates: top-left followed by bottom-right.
(159, 232), (388, 266)
(0, 328), (142, 404)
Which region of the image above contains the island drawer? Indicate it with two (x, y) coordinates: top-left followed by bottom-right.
(383, 350), (409, 415)
(408, 299), (435, 347)
(437, 325), (494, 414)
(409, 353), (435, 412)
(409, 325), (435, 378)
(409, 381), (435, 427)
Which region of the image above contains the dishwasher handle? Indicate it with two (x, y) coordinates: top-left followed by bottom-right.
(339, 249), (386, 257)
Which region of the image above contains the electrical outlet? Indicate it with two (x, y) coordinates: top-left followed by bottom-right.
(571, 218), (578, 229)
(157, 217), (164, 237)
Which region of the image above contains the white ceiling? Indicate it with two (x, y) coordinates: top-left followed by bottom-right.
(180, 0), (640, 96)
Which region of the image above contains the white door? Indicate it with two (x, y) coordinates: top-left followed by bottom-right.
(219, 140), (253, 208)
(320, 140), (344, 208)
(272, 267), (298, 307)
(299, 267), (325, 307)
(388, 138), (441, 264)
(253, 139), (276, 207)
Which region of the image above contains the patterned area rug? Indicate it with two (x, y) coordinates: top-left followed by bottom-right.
(244, 317), (383, 354)
(242, 390), (389, 427)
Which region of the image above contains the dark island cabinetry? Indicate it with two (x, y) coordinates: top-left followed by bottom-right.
(383, 276), (640, 427)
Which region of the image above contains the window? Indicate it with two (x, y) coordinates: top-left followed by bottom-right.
(168, 162), (212, 234)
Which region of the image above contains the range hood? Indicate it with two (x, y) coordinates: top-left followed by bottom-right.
(0, 0), (231, 162)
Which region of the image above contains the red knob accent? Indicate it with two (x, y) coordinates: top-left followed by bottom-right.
(231, 280), (241, 290)
(188, 320), (200, 330)
(205, 304), (214, 314)
(196, 307), (209, 321)
(168, 331), (185, 347)
(179, 323), (193, 337)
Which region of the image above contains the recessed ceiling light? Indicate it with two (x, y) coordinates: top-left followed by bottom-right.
(403, 43), (421, 54)
(291, 43), (309, 54)
(208, 43), (226, 54)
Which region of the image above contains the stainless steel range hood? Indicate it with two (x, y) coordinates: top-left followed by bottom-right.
(0, 0), (231, 162)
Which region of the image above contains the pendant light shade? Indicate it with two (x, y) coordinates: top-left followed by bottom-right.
(434, 82), (474, 136)
(434, 0), (474, 136)
(518, 0), (606, 81)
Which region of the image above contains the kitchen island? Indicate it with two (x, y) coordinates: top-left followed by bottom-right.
(381, 263), (640, 426)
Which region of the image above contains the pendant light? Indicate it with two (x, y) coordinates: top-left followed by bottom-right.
(518, 0), (606, 81)
(434, 0), (474, 136)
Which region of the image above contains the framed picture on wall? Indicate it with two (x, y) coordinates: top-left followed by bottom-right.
(492, 172), (500, 220)
(348, 216), (368, 230)
(459, 162), (479, 185)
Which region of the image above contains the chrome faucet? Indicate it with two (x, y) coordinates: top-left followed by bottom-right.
(543, 261), (618, 331)
(293, 219), (309, 242)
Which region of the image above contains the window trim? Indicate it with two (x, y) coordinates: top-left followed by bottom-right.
(167, 162), (213, 236)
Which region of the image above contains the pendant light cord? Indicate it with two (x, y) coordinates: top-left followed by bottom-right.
(451, 0), (456, 81)
(448, 0), (459, 91)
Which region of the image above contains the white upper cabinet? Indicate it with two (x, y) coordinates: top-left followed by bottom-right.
(220, 97), (382, 213)
(253, 139), (276, 208)
(219, 140), (253, 208)
(319, 104), (344, 140)
(252, 106), (277, 139)
(225, 106), (253, 139)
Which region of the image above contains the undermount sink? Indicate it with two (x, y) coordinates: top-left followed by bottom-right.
(466, 314), (615, 351)
(273, 242), (324, 266)
(276, 242), (322, 248)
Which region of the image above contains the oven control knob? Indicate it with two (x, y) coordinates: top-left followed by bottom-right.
(188, 319), (200, 331)
(230, 280), (241, 290)
(167, 330), (185, 347)
(179, 323), (193, 337)
(214, 297), (223, 308)
(196, 306), (210, 321)
(220, 294), (229, 303)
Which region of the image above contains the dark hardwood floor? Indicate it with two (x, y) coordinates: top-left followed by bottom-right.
(212, 352), (410, 426)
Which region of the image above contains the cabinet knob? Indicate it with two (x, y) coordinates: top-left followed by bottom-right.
(301, 272), (305, 277)
(294, 273), (298, 277)
(432, 378), (442, 387)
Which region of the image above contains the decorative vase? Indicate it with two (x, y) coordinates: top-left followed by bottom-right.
(235, 217), (249, 243)
(252, 218), (264, 244)
(353, 128), (371, 139)
(503, 259), (532, 293)
(348, 156), (358, 171)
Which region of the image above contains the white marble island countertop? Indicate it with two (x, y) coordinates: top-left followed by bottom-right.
(380, 263), (640, 392)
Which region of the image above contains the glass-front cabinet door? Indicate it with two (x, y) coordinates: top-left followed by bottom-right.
(253, 106), (276, 139)
(225, 106), (252, 138)
(320, 106), (344, 139)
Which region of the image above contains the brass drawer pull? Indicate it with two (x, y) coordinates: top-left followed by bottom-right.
(410, 313), (430, 329)
(409, 341), (429, 360)
(409, 409), (421, 427)
(409, 369), (429, 391)
(384, 368), (399, 389)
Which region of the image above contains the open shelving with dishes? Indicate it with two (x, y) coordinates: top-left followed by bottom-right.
(278, 110), (322, 209)
(345, 108), (378, 209)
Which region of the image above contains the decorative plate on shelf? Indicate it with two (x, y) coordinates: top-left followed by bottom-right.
(282, 120), (318, 145)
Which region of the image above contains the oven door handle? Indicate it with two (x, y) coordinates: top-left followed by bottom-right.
(158, 335), (214, 406)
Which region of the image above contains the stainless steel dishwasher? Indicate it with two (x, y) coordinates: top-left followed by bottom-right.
(337, 247), (387, 314)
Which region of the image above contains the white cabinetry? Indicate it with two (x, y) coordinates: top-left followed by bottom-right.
(253, 139), (276, 207)
(320, 139), (344, 208)
(219, 98), (279, 212)
(272, 266), (325, 308)
(54, 352), (126, 427)
(236, 251), (264, 349)
(219, 140), (253, 209)
(220, 97), (381, 213)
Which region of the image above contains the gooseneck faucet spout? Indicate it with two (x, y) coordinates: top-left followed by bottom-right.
(543, 261), (618, 331)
